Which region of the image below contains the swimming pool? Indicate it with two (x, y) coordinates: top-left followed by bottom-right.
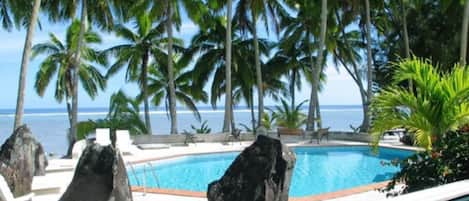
(128, 146), (413, 197)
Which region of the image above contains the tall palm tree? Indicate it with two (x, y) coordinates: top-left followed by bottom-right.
(371, 58), (469, 150)
(134, 0), (207, 134)
(364, 0), (373, 132)
(32, 20), (106, 153)
(234, 0), (286, 129)
(44, 0), (118, 155)
(13, 0), (41, 130)
(224, 0), (233, 133)
(461, 0), (469, 66)
(104, 12), (167, 134)
(304, 0), (327, 131)
(145, 54), (208, 124)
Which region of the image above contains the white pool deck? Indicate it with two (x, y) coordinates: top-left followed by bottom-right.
(30, 139), (437, 201)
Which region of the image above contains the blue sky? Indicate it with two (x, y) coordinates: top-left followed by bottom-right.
(0, 15), (362, 110)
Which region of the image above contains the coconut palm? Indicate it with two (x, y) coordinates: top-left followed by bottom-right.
(43, 0), (120, 155)
(104, 12), (167, 134)
(32, 20), (106, 152)
(371, 58), (469, 150)
(233, 0), (287, 128)
(190, 16), (283, 132)
(12, 0), (41, 130)
(272, 99), (307, 129)
(132, 0), (207, 134)
(145, 54), (208, 124)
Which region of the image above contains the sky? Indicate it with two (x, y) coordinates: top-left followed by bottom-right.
(0, 14), (362, 110)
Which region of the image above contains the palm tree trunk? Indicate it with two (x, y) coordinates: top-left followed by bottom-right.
(290, 69), (296, 111)
(223, 0), (233, 133)
(142, 50), (152, 134)
(306, 31), (316, 132)
(67, 0), (87, 157)
(364, 0), (373, 132)
(401, 0), (413, 90)
(250, 88), (256, 133)
(166, 0), (178, 134)
(252, 13), (264, 129)
(308, 0), (327, 131)
(13, 0), (41, 130)
(401, 0), (410, 58)
(461, 0), (469, 66)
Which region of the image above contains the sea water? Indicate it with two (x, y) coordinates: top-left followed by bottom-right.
(0, 105), (363, 155)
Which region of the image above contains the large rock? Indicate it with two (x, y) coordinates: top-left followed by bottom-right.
(59, 144), (133, 201)
(208, 135), (296, 201)
(0, 125), (48, 197)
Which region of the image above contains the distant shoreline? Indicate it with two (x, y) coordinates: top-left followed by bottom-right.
(0, 105), (363, 117)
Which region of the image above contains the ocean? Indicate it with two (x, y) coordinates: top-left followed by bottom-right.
(0, 105), (363, 156)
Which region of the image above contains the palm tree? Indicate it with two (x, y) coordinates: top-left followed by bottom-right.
(224, 0), (233, 133)
(364, 0), (373, 132)
(104, 12), (167, 134)
(296, 0), (327, 132)
(145, 54), (208, 125)
(234, 0), (286, 129)
(44, 0), (118, 155)
(331, 10), (371, 133)
(13, 0), (41, 130)
(32, 20), (106, 154)
(133, 0), (207, 134)
(371, 58), (469, 150)
(461, 0), (469, 66)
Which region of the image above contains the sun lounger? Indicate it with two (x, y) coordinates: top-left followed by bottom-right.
(0, 175), (34, 201)
(71, 139), (87, 159)
(95, 128), (111, 146)
(31, 171), (73, 196)
(116, 130), (132, 154)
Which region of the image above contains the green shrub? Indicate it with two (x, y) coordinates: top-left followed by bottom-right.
(386, 131), (469, 193)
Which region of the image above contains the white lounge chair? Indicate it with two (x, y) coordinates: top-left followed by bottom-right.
(95, 128), (111, 146)
(115, 130), (132, 154)
(0, 175), (33, 201)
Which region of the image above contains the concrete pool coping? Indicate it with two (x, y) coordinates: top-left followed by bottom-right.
(125, 141), (419, 201)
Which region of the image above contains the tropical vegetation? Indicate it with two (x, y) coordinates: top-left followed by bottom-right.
(385, 130), (469, 194)
(370, 58), (469, 150)
(272, 99), (307, 129)
(2, 0), (469, 159)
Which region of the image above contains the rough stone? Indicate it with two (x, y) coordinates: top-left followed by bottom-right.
(0, 125), (48, 197)
(207, 135), (296, 201)
(59, 144), (133, 201)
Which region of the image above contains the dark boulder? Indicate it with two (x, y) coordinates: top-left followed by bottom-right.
(0, 125), (48, 197)
(207, 135), (296, 201)
(59, 144), (133, 201)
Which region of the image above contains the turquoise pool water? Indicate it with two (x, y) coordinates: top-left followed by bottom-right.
(128, 146), (413, 197)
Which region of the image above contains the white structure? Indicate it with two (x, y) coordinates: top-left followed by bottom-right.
(0, 175), (33, 201)
(386, 180), (469, 201)
(116, 130), (132, 154)
(95, 128), (111, 146)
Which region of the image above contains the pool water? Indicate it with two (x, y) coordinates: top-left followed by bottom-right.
(128, 146), (413, 197)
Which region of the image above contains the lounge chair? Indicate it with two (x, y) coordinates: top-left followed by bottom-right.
(0, 175), (34, 201)
(95, 128), (111, 146)
(115, 130), (132, 154)
(317, 127), (330, 144)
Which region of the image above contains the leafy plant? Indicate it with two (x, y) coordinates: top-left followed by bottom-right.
(76, 90), (148, 140)
(190, 120), (211, 134)
(261, 111), (276, 131)
(371, 58), (469, 150)
(385, 131), (469, 194)
(272, 99), (307, 129)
